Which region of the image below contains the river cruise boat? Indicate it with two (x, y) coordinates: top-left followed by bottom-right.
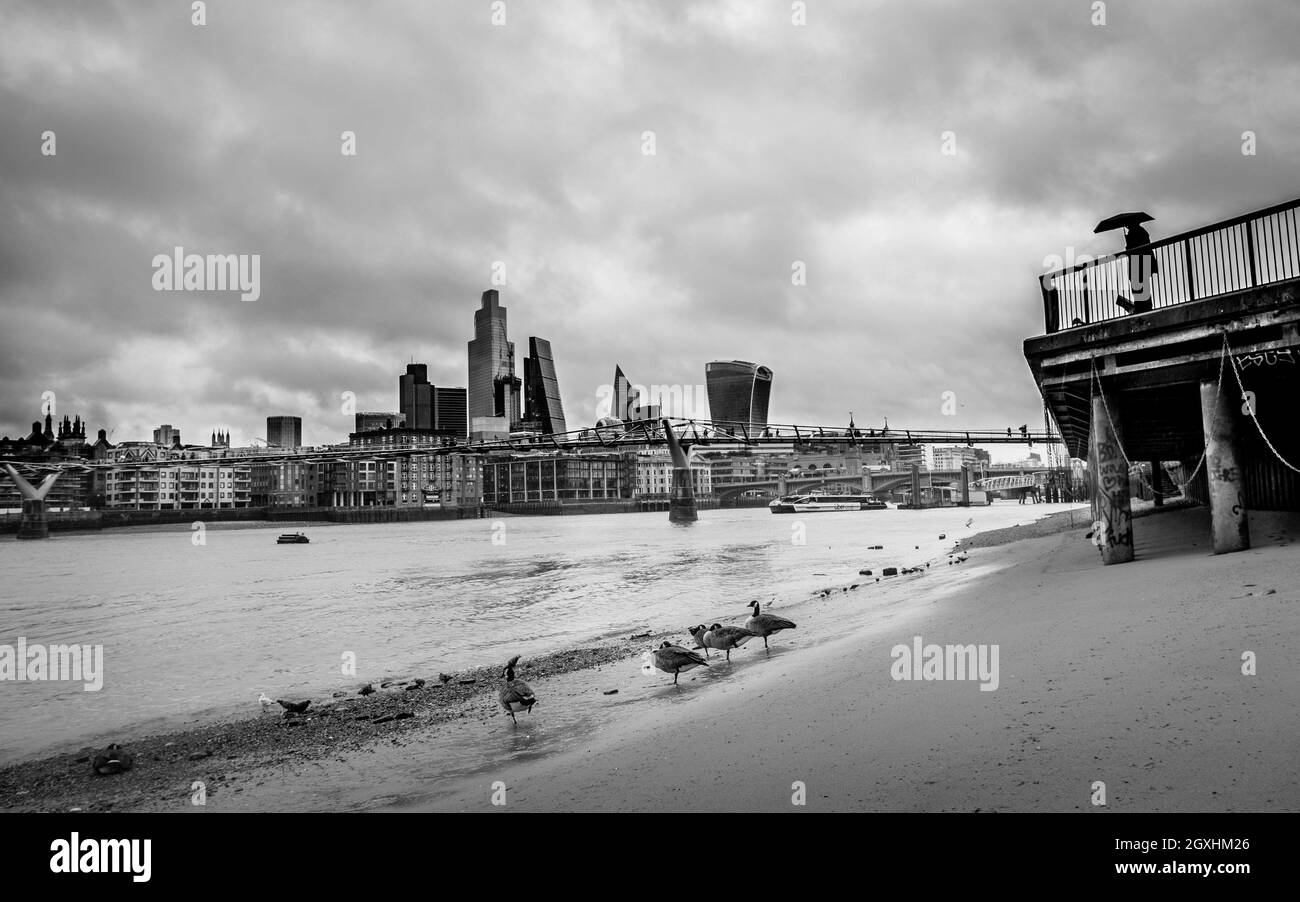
(276, 532), (310, 544)
(769, 493), (889, 513)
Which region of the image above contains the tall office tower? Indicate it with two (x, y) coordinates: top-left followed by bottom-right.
(522, 337), (568, 435)
(399, 363), (434, 429)
(266, 415), (303, 449)
(705, 361), (773, 432)
(433, 386), (468, 439)
(610, 365), (641, 421)
(467, 289), (521, 426)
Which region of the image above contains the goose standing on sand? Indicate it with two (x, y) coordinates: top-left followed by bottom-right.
(498, 655), (537, 724)
(652, 641), (709, 685)
(701, 623), (758, 661)
(744, 601), (797, 649)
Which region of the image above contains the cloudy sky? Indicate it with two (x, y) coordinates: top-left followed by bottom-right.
(1, 0), (1296, 460)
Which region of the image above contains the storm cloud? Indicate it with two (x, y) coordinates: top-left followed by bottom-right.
(1, 0), (1296, 454)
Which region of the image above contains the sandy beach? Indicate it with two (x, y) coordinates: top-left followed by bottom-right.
(3, 503), (1296, 813)
(406, 504), (1298, 813)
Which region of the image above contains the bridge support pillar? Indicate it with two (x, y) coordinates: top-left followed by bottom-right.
(1090, 390), (1134, 564)
(910, 465), (922, 510)
(960, 466), (970, 506)
(18, 499), (50, 539)
(1150, 460), (1164, 507)
(3, 465), (57, 540)
(662, 419), (697, 524)
(1199, 379), (1249, 554)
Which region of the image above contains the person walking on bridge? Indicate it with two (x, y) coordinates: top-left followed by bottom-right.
(1095, 212), (1157, 315)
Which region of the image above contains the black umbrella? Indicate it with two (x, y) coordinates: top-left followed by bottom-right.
(1094, 211), (1153, 233)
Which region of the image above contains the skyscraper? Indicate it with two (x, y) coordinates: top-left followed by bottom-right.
(467, 289), (520, 427)
(266, 416), (302, 449)
(705, 361), (773, 432)
(522, 337), (567, 435)
(433, 386), (468, 439)
(399, 363), (434, 430)
(610, 365), (640, 421)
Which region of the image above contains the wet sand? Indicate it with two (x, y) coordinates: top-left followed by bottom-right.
(4, 503), (1295, 812)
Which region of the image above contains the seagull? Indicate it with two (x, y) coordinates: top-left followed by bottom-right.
(745, 601), (796, 649)
(258, 692), (275, 710)
(700, 623), (758, 661)
(498, 655), (536, 724)
(652, 641), (709, 685)
(277, 699), (310, 715)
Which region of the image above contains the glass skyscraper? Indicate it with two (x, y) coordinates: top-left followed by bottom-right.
(705, 361), (773, 431)
(522, 337), (567, 435)
(467, 289), (520, 427)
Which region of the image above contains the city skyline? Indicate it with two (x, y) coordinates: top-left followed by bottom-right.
(3, 3), (1297, 457)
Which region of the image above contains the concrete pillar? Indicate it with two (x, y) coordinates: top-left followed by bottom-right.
(1199, 380), (1250, 554)
(17, 499), (50, 539)
(1090, 390), (1134, 564)
(663, 420), (697, 523)
(910, 465), (922, 509)
(3, 465), (58, 540)
(960, 466), (970, 506)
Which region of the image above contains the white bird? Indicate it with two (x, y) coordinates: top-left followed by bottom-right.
(258, 692), (275, 710)
(744, 601), (797, 649)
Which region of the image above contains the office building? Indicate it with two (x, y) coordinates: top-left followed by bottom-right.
(266, 415), (302, 449)
(467, 289), (521, 427)
(433, 386), (468, 440)
(705, 361), (773, 432)
(355, 411), (401, 433)
(399, 364), (434, 430)
(152, 424), (181, 447)
(522, 337), (567, 435)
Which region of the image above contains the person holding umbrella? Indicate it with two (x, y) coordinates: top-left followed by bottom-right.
(1095, 211), (1157, 314)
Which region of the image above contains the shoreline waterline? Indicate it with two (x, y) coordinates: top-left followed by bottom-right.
(0, 503), (1092, 811)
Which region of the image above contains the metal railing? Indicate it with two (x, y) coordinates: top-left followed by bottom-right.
(1039, 197), (1300, 333)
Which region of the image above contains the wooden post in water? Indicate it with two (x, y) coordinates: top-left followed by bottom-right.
(1089, 390), (1134, 564)
(960, 465), (970, 506)
(1199, 380), (1249, 554)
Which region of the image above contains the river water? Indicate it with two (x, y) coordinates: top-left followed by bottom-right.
(0, 503), (1083, 764)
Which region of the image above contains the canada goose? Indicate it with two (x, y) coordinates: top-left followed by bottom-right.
(701, 623), (757, 661)
(277, 699), (311, 715)
(498, 655), (536, 723)
(744, 601), (796, 649)
(688, 624), (709, 653)
(653, 641), (709, 684)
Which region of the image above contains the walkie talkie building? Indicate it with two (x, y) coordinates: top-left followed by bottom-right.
(705, 360), (772, 432)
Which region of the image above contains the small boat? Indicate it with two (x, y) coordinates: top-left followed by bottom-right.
(276, 532), (310, 544)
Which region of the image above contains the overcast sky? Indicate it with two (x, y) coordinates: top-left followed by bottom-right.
(1, 0), (1296, 461)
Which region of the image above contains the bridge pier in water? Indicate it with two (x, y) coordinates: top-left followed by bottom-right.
(1199, 379), (1250, 554)
(662, 419), (697, 523)
(2, 465), (58, 540)
(1090, 390), (1134, 565)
